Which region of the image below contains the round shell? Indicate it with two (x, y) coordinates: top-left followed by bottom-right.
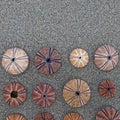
(2, 48), (29, 75)
(3, 82), (26, 106)
(63, 79), (91, 108)
(94, 45), (119, 71)
(6, 114), (26, 120)
(34, 48), (62, 75)
(99, 80), (116, 99)
(69, 48), (89, 68)
(35, 112), (54, 120)
(32, 84), (56, 107)
(96, 107), (120, 120)
(63, 112), (83, 120)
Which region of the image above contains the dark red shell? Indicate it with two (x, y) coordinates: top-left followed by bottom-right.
(99, 80), (116, 99)
(32, 84), (56, 107)
(3, 82), (26, 106)
(34, 48), (61, 75)
(35, 112), (54, 120)
(96, 107), (120, 120)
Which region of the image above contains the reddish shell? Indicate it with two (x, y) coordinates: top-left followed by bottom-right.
(94, 45), (119, 71)
(96, 107), (120, 120)
(99, 80), (116, 99)
(34, 48), (61, 75)
(35, 112), (54, 120)
(3, 82), (26, 106)
(32, 84), (56, 107)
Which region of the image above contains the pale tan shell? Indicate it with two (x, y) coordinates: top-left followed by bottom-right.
(2, 48), (29, 75)
(63, 79), (91, 108)
(94, 45), (119, 71)
(6, 114), (26, 120)
(64, 112), (83, 120)
(69, 48), (89, 68)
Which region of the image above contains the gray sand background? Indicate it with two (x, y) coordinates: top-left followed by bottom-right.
(0, 0), (120, 120)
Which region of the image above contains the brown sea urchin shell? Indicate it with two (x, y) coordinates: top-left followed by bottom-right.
(2, 48), (29, 75)
(32, 84), (56, 107)
(96, 107), (120, 120)
(99, 80), (116, 99)
(34, 48), (61, 75)
(6, 114), (26, 120)
(35, 112), (54, 120)
(3, 82), (26, 106)
(94, 45), (119, 71)
(63, 112), (83, 120)
(69, 48), (89, 68)
(63, 79), (91, 108)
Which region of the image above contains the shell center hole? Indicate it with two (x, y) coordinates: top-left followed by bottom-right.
(46, 58), (51, 63)
(43, 94), (46, 98)
(11, 58), (15, 62)
(107, 87), (110, 91)
(75, 91), (80, 96)
(107, 56), (112, 60)
(11, 91), (18, 98)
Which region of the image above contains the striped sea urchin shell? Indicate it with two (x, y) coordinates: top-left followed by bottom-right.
(69, 48), (89, 68)
(99, 80), (116, 99)
(63, 79), (91, 108)
(3, 82), (26, 106)
(63, 112), (83, 120)
(32, 84), (56, 107)
(35, 112), (54, 120)
(6, 114), (26, 120)
(34, 48), (61, 75)
(2, 48), (29, 75)
(94, 45), (119, 71)
(96, 107), (120, 120)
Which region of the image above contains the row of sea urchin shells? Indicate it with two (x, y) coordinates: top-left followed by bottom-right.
(1, 44), (119, 75)
(3, 79), (91, 108)
(5, 106), (120, 120)
(69, 44), (119, 71)
(3, 82), (56, 107)
(5, 112), (54, 120)
(2, 79), (116, 108)
(5, 112), (84, 120)
(1, 47), (62, 75)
